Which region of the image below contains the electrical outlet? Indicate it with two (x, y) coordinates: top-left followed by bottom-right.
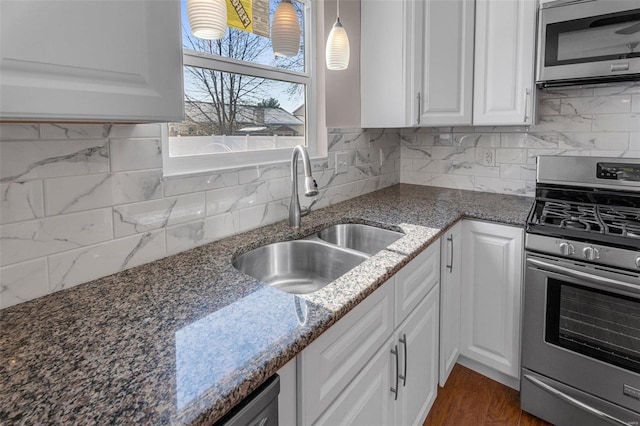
(335, 152), (349, 174)
(481, 149), (495, 167)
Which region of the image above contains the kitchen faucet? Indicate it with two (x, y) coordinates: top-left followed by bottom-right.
(289, 145), (318, 228)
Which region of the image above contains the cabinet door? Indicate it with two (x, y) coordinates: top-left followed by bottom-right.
(277, 358), (297, 426)
(415, 0), (474, 126)
(299, 280), (394, 425)
(396, 283), (440, 426)
(360, 0), (414, 128)
(472, 0), (536, 125)
(460, 221), (524, 379)
(0, 0), (183, 122)
(314, 337), (396, 426)
(395, 242), (440, 328)
(439, 221), (462, 386)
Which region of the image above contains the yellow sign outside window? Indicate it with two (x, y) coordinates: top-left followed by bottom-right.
(226, 0), (270, 38)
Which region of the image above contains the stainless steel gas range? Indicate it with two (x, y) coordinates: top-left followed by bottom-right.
(521, 156), (640, 426)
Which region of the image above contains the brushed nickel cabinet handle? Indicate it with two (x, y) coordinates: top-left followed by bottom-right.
(417, 92), (421, 125)
(446, 234), (454, 273)
(399, 334), (407, 387)
(391, 345), (399, 400)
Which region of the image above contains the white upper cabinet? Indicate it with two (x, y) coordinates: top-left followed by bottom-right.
(473, 0), (536, 125)
(361, 0), (474, 128)
(361, 0), (537, 128)
(415, 0), (475, 126)
(360, 0), (415, 128)
(0, 1), (184, 122)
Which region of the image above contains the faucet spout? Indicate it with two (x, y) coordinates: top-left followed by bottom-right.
(290, 145), (318, 228)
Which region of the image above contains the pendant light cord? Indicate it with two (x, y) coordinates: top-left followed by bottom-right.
(336, 0), (340, 19)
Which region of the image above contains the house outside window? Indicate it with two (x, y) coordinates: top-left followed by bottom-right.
(163, 0), (318, 176)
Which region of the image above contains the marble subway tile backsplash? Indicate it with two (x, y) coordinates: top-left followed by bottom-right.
(0, 124), (400, 308)
(401, 82), (640, 196)
(3, 82), (638, 309)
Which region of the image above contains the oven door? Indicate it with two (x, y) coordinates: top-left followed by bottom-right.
(537, 1), (640, 85)
(522, 252), (640, 416)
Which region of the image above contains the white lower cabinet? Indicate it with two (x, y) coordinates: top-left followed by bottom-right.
(299, 281), (395, 425)
(313, 335), (396, 426)
(395, 243), (440, 326)
(315, 284), (440, 426)
(438, 221), (463, 386)
(459, 220), (524, 387)
(292, 219), (524, 425)
(300, 244), (441, 426)
(395, 284), (439, 426)
(277, 358), (297, 426)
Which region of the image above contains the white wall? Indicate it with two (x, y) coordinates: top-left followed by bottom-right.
(324, 0), (361, 128)
(0, 124), (400, 308)
(401, 83), (640, 196)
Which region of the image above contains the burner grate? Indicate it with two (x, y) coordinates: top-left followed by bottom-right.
(536, 201), (640, 240)
(599, 206), (640, 238)
(539, 201), (603, 233)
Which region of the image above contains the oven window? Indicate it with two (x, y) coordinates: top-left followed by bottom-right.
(545, 9), (640, 67)
(545, 278), (640, 374)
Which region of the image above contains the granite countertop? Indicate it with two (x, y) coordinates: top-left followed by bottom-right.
(0, 184), (533, 425)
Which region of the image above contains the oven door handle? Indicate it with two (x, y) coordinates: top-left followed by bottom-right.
(527, 258), (640, 296)
(523, 374), (632, 426)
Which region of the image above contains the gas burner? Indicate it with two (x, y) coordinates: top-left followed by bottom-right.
(562, 220), (588, 230)
(539, 202), (603, 233)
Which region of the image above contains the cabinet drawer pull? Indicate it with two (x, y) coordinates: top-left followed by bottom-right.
(417, 92), (421, 125)
(446, 234), (454, 273)
(391, 345), (399, 400)
(399, 334), (407, 387)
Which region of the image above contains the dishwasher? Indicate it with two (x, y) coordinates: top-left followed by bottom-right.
(216, 375), (280, 426)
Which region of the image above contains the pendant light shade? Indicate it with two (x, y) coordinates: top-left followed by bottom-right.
(186, 0), (227, 40)
(326, 0), (350, 71)
(326, 18), (350, 70)
(272, 0), (301, 57)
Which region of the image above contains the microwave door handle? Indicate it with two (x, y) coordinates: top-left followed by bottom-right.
(527, 258), (640, 296)
(523, 374), (631, 426)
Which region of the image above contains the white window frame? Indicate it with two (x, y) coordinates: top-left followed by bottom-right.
(162, 0), (321, 178)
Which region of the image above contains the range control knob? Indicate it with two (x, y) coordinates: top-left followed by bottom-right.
(559, 242), (575, 256)
(583, 246), (600, 261)
(636, 256), (640, 269)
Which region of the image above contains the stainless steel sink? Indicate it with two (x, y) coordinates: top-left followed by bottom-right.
(317, 224), (404, 255)
(232, 240), (369, 294)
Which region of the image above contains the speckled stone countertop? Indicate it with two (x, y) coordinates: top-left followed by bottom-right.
(0, 184), (532, 425)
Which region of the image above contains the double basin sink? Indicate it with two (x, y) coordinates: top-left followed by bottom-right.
(233, 224), (404, 295)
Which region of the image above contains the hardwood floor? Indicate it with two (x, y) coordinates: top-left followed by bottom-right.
(423, 364), (552, 426)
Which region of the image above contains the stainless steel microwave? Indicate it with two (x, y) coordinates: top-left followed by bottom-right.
(537, 0), (640, 88)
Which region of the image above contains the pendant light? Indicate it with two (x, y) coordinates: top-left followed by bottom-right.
(272, 0), (301, 57)
(325, 0), (350, 70)
(186, 0), (227, 40)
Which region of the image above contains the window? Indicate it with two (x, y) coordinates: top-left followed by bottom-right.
(163, 0), (319, 177)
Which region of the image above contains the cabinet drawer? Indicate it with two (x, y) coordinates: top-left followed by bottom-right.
(299, 279), (395, 425)
(395, 242), (440, 327)
(313, 335), (395, 426)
